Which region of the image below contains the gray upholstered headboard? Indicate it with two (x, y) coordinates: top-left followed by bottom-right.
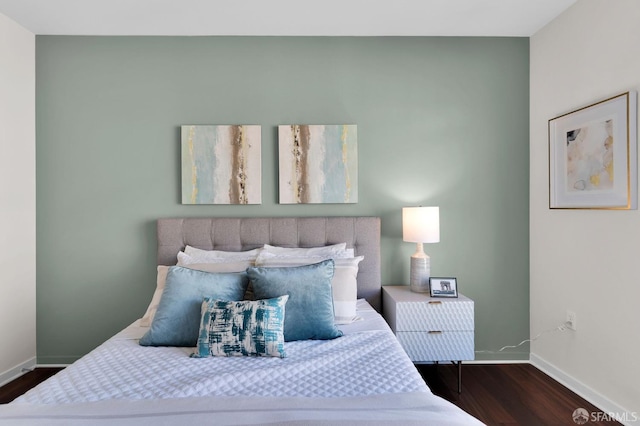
(157, 217), (382, 311)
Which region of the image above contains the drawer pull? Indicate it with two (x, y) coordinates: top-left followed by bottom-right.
(428, 301), (442, 305)
(428, 330), (443, 334)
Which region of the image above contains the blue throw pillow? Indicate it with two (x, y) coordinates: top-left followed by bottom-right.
(139, 266), (248, 347)
(247, 260), (343, 342)
(192, 296), (288, 358)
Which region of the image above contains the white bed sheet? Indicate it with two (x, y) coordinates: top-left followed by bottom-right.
(1, 300), (484, 425)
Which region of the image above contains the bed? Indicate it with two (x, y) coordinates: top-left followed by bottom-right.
(0, 217), (483, 425)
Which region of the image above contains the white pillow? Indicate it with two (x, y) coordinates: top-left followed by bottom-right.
(256, 248), (354, 264)
(140, 260), (252, 327)
(262, 243), (348, 258)
(140, 266), (169, 327)
(255, 255), (364, 324)
(183, 246), (261, 262)
(178, 251), (259, 266)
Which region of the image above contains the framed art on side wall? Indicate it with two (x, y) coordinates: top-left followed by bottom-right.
(549, 91), (637, 209)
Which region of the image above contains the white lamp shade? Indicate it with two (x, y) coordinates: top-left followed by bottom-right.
(402, 206), (440, 243)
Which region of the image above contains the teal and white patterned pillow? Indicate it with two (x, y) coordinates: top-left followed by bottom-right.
(192, 296), (288, 358)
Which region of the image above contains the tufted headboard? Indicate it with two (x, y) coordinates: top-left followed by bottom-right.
(157, 217), (382, 311)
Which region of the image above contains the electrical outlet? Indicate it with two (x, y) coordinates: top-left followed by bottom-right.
(566, 310), (577, 331)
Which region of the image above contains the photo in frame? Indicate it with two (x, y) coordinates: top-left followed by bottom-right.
(429, 277), (458, 298)
(549, 91), (637, 209)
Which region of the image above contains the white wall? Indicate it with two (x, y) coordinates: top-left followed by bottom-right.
(530, 0), (640, 417)
(0, 13), (36, 385)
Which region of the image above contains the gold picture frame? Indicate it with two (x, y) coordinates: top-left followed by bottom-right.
(549, 91), (637, 209)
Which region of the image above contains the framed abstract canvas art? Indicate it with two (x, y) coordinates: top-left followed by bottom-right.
(278, 124), (358, 204)
(181, 125), (261, 205)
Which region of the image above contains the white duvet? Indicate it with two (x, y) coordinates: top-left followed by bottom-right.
(0, 300), (483, 425)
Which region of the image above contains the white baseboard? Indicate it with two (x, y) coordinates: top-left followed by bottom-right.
(530, 354), (637, 426)
(464, 359), (529, 365)
(0, 357), (37, 388)
(35, 363), (70, 368)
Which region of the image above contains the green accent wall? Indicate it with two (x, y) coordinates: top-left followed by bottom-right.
(36, 36), (529, 363)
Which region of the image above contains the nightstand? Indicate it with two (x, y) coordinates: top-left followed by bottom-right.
(382, 285), (474, 393)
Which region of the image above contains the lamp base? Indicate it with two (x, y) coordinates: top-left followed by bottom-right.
(409, 252), (430, 293)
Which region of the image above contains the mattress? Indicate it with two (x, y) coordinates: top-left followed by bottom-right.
(1, 300), (484, 425)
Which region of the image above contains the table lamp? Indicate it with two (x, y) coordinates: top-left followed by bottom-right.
(402, 206), (440, 293)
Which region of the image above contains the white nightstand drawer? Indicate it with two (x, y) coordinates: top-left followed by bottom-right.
(394, 300), (474, 332)
(396, 331), (474, 362)
(383, 286), (474, 332)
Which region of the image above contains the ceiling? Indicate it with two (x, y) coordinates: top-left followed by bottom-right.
(0, 0), (576, 36)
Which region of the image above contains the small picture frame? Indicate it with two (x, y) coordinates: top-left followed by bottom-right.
(429, 277), (458, 298)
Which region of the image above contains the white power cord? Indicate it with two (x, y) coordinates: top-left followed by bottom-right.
(477, 321), (570, 354)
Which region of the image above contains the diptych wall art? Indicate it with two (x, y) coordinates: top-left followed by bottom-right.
(181, 125), (261, 204)
(278, 124), (358, 204)
(549, 91), (637, 209)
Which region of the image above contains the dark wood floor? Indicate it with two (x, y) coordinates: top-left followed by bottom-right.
(0, 368), (61, 404)
(417, 363), (621, 425)
(0, 364), (622, 425)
